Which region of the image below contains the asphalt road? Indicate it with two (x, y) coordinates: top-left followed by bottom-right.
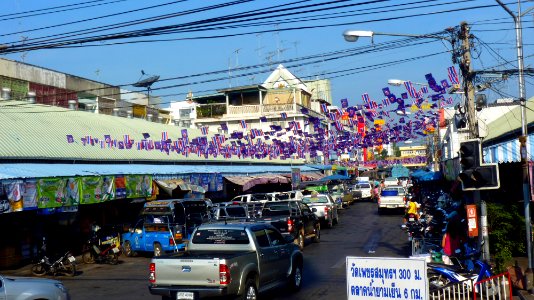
(5, 200), (410, 300)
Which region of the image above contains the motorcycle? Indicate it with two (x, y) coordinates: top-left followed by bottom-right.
(31, 238), (76, 277)
(427, 245), (499, 298)
(82, 225), (121, 265)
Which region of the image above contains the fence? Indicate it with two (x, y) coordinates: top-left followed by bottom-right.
(428, 271), (511, 300)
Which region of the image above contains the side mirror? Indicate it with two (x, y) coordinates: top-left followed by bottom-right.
(284, 234), (295, 244)
(311, 207), (317, 212)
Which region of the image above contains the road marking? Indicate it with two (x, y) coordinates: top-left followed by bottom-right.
(331, 258), (346, 269)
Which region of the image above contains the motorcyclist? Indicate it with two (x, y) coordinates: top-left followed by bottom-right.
(403, 196), (420, 224)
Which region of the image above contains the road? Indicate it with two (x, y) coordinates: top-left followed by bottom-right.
(6, 201), (409, 299)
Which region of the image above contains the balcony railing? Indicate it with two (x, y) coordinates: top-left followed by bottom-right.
(197, 103), (226, 118)
(228, 104), (260, 115)
(263, 103), (294, 113)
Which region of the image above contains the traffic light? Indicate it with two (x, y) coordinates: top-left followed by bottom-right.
(458, 139), (500, 191)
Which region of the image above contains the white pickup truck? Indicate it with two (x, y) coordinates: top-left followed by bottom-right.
(149, 222), (303, 300)
(377, 185), (407, 214)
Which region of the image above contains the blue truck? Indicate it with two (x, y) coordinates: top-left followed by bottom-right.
(122, 199), (211, 257)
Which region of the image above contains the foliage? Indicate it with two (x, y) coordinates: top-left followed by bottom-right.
(391, 142), (401, 157)
(486, 202), (526, 273)
(379, 149), (388, 160)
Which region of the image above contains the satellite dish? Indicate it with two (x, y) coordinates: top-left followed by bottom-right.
(133, 75), (160, 88)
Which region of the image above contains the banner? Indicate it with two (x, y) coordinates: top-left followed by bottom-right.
(125, 175), (152, 198)
(80, 176), (112, 204)
(3, 180), (24, 212)
(37, 178), (68, 208)
(22, 180), (38, 210)
(115, 175), (127, 199)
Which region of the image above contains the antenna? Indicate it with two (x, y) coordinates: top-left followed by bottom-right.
(132, 70), (160, 109)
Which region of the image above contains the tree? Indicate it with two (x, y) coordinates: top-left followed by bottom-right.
(392, 142), (401, 157)
(379, 149), (389, 160)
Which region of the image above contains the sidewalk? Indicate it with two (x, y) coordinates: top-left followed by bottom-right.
(512, 256), (534, 300)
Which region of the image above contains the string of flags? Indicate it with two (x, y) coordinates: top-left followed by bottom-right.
(65, 67), (459, 162)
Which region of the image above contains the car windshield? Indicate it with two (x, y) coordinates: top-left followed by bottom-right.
(225, 207), (247, 217)
(359, 184), (371, 188)
(262, 203), (291, 216)
(302, 196), (329, 204)
(192, 229), (250, 245)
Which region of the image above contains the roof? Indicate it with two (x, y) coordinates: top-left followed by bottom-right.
(483, 97), (534, 144)
(0, 100), (300, 165)
(0, 163), (318, 180)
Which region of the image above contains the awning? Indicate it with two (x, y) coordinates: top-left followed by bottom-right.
(305, 164), (333, 171)
(155, 179), (206, 196)
(483, 133), (534, 163)
(224, 174), (290, 191)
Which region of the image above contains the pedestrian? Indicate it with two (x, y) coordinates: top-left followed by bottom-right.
(441, 221), (463, 256)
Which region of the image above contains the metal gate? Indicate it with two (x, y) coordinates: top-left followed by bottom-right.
(429, 272), (512, 300)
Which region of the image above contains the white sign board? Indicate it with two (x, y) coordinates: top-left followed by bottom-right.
(347, 257), (428, 300)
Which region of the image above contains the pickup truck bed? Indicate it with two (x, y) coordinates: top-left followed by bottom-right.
(149, 223), (303, 300)
(377, 186), (406, 214)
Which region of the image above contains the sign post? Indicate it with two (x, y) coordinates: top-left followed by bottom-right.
(347, 256), (427, 299)
(466, 204), (479, 237)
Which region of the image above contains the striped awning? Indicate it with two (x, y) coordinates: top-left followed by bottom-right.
(483, 133), (534, 163)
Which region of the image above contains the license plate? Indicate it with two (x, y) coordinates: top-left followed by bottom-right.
(67, 256), (76, 263)
(112, 247), (120, 253)
(408, 218), (415, 222)
(177, 292), (194, 300)
(387, 205), (396, 208)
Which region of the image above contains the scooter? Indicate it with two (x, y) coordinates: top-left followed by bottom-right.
(31, 238), (76, 277)
(427, 245), (499, 298)
(82, 225), (121, 265)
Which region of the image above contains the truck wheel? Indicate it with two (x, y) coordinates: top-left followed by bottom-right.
(82, 250), (95, 264)
(153, 243), (163, 257)
(238, 279), (257, 300)
(123, 241), (135, 257)
(295, 230), (305, 250)
(288, 262), (303, 292)
(312, 224), (321, 243)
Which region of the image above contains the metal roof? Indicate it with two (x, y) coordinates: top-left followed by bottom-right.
(0, 163), (318, 180)
(483, 97), (534, 143)
(0, 100), (301, 165)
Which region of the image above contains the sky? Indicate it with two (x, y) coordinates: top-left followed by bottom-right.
(1, 0), (533, 114)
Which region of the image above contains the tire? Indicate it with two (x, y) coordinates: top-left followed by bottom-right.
(63, 260), (76, 277)
(123, 241), (135, 257)
(237, 279), (258, 300)
(326, 216), (333, 229)
(288, 262), (303, 292)
(153, 243), (163, 257)
(82, 251), (95, 264)
(31, 263), (47, 276)
(295, 230), (305, 250)
(312, 224), (321, 243)
(109, 253), (119, 265)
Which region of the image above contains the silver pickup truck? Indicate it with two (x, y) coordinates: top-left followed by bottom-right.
(149, 222), (304, 300)
(377, 185), (407, 214)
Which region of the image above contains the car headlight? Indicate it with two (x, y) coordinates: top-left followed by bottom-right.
(55, 282), (68, 294)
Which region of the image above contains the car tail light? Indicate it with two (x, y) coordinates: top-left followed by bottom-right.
(149, 263), (156, 283)
(169, 237), (175, 246)
(287, 218), (294, 233)
(324, 206), (329, 218)
(219, 264), (231, 285)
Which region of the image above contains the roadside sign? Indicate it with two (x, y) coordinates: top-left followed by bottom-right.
(347, 256), (428, 300)
(291, 168), (301, 190)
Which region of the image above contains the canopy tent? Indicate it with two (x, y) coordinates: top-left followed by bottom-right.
(410, 170), (442, 182)
(155, 179), (206, 197)
(224, 174), (290, 192)
(318, 174), (351, 182)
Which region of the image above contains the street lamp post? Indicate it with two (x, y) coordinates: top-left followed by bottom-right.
(495, 0), (533, 279)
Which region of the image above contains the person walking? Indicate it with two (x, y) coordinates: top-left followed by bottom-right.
(441, 221), (463, 256)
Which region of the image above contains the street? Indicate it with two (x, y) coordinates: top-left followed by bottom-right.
(7, 201), (409, 300)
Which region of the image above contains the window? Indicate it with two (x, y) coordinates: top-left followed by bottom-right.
(192, 229), (250, 244)
(179, 108), (192, 118)
(266, 228), (285, 246)
(254, 229), (270, 248)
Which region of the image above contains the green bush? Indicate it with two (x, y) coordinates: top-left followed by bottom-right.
(486, 202), (526, 273)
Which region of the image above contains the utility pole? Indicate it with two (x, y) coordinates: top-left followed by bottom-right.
(457, 21), (490, 261)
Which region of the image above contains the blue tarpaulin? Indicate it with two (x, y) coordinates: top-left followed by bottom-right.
(391, 165), (410, 178)
(318, 174), (351, 181)
(411, 170), (442, 182)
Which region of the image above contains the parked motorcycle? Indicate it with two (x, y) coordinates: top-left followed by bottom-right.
(31, 238), (76, 277)
(82, 224), (121, 265)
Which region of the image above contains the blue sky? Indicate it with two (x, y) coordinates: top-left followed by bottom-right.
(2, 0), (533, 111)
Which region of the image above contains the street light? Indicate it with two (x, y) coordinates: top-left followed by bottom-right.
(343, 30), (450, 43)
(387, 79), (428, 87)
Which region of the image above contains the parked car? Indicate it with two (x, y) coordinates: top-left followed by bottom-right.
(377, 185), (407, 214)
(353, 182), (373, 201)
(231, 193), (275, 203)
(301, 194), (339, 228)
(149, 222), (304, 300)
(274, 190), (304, 201)
(0, 274), (70, 300)
(211, 201), (250, 221)
(383, 177), (399, 186)
(122, 199), (211, 257)
(257, 200), (320, 250)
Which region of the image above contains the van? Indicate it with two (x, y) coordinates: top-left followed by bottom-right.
(122, 199), (210, 257)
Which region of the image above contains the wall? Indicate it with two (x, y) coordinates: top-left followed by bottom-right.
(0, 58), (66, 88)
(66, 75), (120, 101)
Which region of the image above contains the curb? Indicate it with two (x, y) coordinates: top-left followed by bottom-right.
(518, 290), (534, 300)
